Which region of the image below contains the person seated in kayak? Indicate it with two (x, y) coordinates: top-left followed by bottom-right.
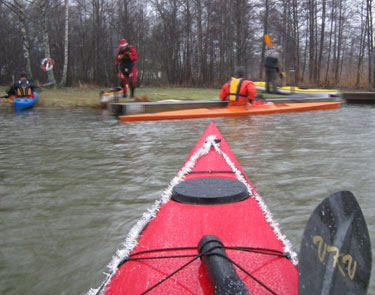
(219, 67), (264, 108)
(7, 73), (36, 98)
(113, 38), (138, 98)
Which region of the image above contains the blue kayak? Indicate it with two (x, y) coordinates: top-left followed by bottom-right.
(13, 92), (38, 112)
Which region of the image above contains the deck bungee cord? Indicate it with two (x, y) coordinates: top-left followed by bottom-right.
(114, 240), (291, 295)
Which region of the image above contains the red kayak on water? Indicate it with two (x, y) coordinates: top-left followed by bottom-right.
(90, 122), (298, 295)
(88, 122), (372, 295)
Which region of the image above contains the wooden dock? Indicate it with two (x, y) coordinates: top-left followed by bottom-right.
(342, 92), (375, 104)
(107, 100), (227, 116)
(265, 93), (341, 103)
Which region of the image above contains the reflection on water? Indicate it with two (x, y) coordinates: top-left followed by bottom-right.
(0, 105), (374, 295)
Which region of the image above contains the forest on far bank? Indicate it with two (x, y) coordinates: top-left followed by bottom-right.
(1, 0), (374, 90)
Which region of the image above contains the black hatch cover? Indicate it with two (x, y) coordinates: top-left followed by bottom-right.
(172, 177), (248, 205)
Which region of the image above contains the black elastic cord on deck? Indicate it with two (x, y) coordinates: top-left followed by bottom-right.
(221, 252), (279, 295)
(138, 252), (202, 295)
(226, 246), (291, 260)
(118, 245), (289, 294)
(119, 246), (198, 267)
(200, 248), (278, 295)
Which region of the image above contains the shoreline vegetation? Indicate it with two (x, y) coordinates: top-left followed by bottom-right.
(0, 85), (282, 109)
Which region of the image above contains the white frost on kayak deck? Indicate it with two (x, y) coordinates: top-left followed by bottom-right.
(88, 135), (297, 295)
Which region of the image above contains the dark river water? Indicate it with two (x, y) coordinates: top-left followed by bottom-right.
(0, 103), (374, 295)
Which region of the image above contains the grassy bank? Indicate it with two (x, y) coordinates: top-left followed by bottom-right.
(0, 86), (225, 108)
(0, 85), (281, 108)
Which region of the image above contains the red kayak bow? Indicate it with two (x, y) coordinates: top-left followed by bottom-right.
(91, 122), (298, 295)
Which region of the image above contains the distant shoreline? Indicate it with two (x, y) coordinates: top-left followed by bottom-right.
(0, 85), (347, 109)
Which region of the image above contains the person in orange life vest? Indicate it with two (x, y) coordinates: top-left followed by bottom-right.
(114, 38), (138, 98)
(219, 67), (259, 108)
(7, 73), (35, 98)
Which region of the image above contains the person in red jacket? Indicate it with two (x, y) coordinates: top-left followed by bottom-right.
(219, 67), (261, 108)
(114, 38), (138, 98)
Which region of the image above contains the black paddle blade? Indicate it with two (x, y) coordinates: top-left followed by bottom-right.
(298, 191), (372, 295)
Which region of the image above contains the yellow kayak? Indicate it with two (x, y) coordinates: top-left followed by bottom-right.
(254, 82), (340, 97)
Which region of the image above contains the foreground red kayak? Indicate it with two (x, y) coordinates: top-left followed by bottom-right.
(119, 101), (341, 122)
(89, 122), (372, 295)
(91, 122), (298, 294)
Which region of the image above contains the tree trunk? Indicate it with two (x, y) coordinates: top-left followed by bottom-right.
(292, 0), (300, 85)
(60, 0), (69, 86)
(19, 11), (32, 78)
(317, 0), (326, 83)
(308, 0), (315, 82)
(334, 0), (343, 84)
(194, 0), (204, 84)
(356, 1), (366, 87)
(3, 0), (33, 78)
(259, 0), (269, 80)
(325, 1), (335, 85)
(40, 0), (56, 84)
(367, 0), (374, 87)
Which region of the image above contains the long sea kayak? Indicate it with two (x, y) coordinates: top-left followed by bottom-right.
(119, 101), (341, 122)
(90, 122), (298, 295)
(254, 82), (340, 97)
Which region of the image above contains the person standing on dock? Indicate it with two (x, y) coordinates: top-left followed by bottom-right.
(264, 45), (282, 94)
(219, 67), (260, 108)
(114, 38), (138, 98)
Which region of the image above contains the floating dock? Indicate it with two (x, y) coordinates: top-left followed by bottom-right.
(107, 100), (226, 116)
(265, 94), (341, 103)
(342, 92), (375, 104)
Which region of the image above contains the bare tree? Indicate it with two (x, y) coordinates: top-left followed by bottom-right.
(151, 0), (183, 84)
(324, 0), (335, 85)
(39, 0), (56, 84)
(334, 0), (344, 84)
(1, 0), (33, 78)
(356, 0), (367, 87)
(317, 0), (326, 83)
(193, 0), (204, 84)
(366, 0), (374, 87)
(259, 0), (270, 80)
(308, 0), (316, 82)
(60, 0), (69, 86)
